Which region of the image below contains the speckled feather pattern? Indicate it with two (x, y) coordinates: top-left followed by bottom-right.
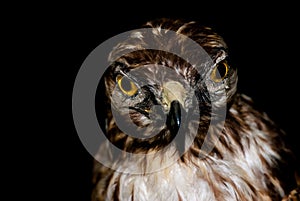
(92, 18), (299, 201)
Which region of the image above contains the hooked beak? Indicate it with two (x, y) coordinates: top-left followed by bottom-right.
(162, 81), (186, 136)
(166, 100), (182, 135)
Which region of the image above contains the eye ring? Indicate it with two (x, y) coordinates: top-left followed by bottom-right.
(210, 61), (229, 82)
(116, 75), (138, 97)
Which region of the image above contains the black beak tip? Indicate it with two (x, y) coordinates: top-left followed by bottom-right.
(167, 100), (182, 134)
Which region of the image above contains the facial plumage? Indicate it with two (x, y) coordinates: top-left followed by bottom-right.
(96, 19), (238, 153)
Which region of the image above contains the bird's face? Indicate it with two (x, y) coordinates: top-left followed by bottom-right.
(95, 21), (238, 154)
(97, 52), (237, 154)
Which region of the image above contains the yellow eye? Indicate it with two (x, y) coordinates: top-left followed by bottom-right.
(116, 75), (138, 96)
(210, 61), (229, 82)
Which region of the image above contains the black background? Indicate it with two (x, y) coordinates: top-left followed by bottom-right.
(23, 2), (299, 200)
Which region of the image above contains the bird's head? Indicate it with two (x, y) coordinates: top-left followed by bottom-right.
(95, 18), (238, 155)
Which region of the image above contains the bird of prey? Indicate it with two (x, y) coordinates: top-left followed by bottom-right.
(92, 18), (299, 201)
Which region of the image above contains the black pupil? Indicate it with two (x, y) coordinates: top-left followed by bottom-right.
(121, 77), (132, 91)
(216, 63), (227, 79)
